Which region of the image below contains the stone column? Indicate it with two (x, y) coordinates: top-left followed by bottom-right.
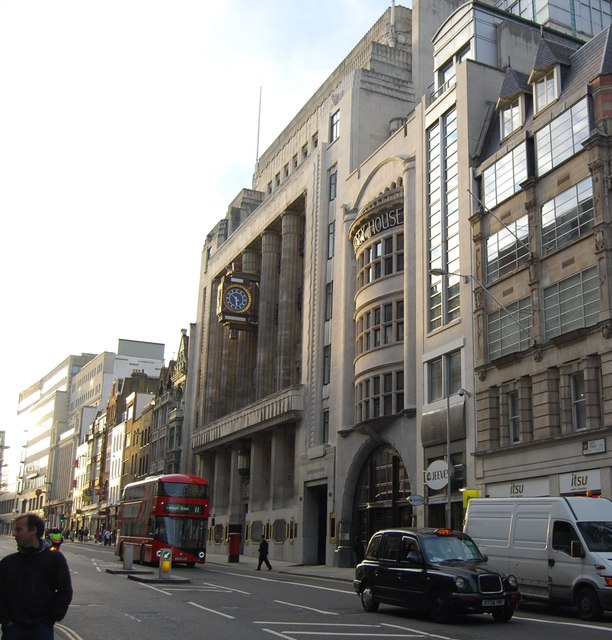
(256, 230), (280, 398)
(237, 250), (260, 407)
(271, 428), (295, 509)
(249, 436), (271, 511)
(212, 449), (231, 513)
(278, 210), (302, 389)
(205, 279), (225, 422)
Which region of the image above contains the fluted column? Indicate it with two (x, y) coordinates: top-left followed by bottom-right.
(205, 279), (224, 422)
(236, 250), (260, 406)
(256, 230), (280, 398)
(278, 211), (302, 389)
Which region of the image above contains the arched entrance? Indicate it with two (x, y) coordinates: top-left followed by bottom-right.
(353, 445), (413, 546)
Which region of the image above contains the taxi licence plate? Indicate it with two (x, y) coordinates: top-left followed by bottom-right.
(482, 598), (505, 607)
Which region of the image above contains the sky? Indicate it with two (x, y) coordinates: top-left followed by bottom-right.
(0, 1), (403, 467)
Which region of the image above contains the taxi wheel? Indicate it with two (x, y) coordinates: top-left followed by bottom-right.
(430, 593), (451, 624)
(575, 587), (602, 621)
(360, 586), (379, 612)
(492, 604), (515, 622)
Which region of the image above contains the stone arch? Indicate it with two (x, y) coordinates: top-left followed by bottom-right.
(337, 438), (413, 565)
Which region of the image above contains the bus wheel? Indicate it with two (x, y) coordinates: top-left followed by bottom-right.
(139, 547), (147, 566)
(118, 544), (124, 561)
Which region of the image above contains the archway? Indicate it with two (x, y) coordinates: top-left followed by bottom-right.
(353, 444), (412, 550)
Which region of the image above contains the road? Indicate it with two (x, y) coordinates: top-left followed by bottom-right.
(3, 538), (612, 639)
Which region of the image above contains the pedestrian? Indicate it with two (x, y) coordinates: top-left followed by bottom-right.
(102, 529), (111, 547)
(256, 536), (272, 570)
(354, 535), (365, 565)
(0, 513), (73, 640)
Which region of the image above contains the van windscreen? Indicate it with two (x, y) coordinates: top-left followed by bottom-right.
(577, 522), (612, 552)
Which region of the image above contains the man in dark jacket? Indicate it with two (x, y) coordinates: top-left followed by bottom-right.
(256, 536), (272, 571)
(0, 513), (73, 639)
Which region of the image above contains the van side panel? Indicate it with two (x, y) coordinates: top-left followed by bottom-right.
(462, 504), (513, 572)
(511, 509), (551, 598)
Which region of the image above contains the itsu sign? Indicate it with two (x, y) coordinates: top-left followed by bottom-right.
(425, 460), (450, 490)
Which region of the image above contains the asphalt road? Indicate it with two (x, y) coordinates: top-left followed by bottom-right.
(2, 538), (612, 640)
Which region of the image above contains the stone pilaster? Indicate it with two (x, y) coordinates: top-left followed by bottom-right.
(256, 230), (281, 399)
(278, 210), (303, 389)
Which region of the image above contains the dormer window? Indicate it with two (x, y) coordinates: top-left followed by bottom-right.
(534, 68), (559, 112)
(500, 97), (523, 139)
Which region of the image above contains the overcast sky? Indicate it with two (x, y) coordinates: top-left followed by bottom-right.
(0, 1), (404, 471)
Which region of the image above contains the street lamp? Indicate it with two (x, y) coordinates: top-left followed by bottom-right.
(445, 386), (472, 529)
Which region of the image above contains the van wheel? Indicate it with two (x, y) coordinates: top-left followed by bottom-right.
(430, 592), (452, 623)
(360, 586), (379, 612)
(576, 586), (603, 621)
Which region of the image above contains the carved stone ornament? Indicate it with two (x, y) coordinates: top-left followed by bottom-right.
(602, 322), (612, 339)
(532, 347), (543, 362)
(595, 228), (607, 251)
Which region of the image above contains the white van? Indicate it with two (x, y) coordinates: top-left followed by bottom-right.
(463, 496), (612, 620)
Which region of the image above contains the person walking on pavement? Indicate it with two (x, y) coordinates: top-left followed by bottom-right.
(257, 536), (272, 570)
(0, 513), (73, 640)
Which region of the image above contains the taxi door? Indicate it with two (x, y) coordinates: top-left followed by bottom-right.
(396, 535), (427, 609)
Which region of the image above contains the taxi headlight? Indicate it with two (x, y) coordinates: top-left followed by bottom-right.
(507, 574), (518, 589)
(454, 576), (466, 590)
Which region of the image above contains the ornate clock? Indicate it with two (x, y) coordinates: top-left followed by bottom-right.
(223, 285), (252, 312)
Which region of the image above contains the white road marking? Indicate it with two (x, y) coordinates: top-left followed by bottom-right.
(188, 600), (235, 619)
(513, 615), (612, 632)
(205, 568), (352, 594)
(274, 600), (338, 615)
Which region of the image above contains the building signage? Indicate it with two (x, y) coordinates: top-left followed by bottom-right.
(352, 207), (403, 253)
(559, 469), (601, 494)
(486, 476), (549, 498)
(425, 460), (449, 490)
(582, 438), (606, 455)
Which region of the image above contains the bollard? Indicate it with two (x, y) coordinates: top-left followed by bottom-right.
(158, 548), (172, 578)
(123, 543), (134, 570)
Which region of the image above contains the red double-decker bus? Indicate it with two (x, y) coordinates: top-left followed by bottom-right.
(115, 473), (209, 567)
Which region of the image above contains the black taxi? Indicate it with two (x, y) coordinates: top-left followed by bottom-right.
(354, 527), (520, 623)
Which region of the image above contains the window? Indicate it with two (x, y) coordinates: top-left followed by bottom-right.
(544, 267), (599, 339)
(356, 370), (405, 420)
(312, 132), (318, 148)
(508, 390), (520, 443)
(356, 231), (403, 289)
(292, 154), (298, 169)
(302, 143), (308, 160)
(487, 296), (532, 359)
(275, 172), (280, 187)
(356, 300), (403, 355)
(541, 177), (594, 254)
(330, 110), (340, 142)
(486, 214), (530, 283)
(283, 164), (289, 178)
(482, 142), (528, 209)
(427, 350), (461, 403)
(325, 282), (333, 321)
(327, 221), (335, 259)
(500, 98), (522, 139)
(323, 345), (331, 385)
(322, 409), (329, 443)
(536, 98), (590, 176)
(428, 109), (460, 329)
(329, 169), (337, 201)
(534, 69), (558, 112)
(572, 371), (586, 430)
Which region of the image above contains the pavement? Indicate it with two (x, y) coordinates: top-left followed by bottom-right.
(204, 551), (356, 584)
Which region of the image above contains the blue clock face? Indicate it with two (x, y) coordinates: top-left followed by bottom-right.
(224, 286), (251, 312)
